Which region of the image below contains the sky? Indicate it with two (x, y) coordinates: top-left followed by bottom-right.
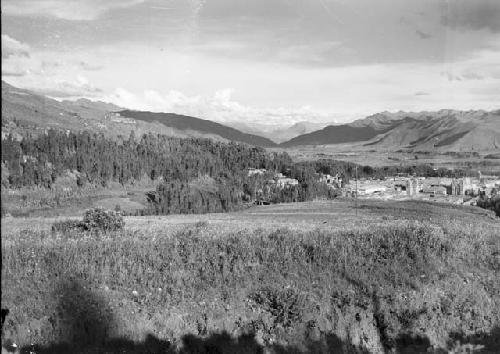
(2, 0), (500, 126)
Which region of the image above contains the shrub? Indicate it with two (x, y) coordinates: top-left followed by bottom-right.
(477, 196), (500, 217)
(81, 207), (125, 232)
(76, 175), (87, 187)
(249, 286), (308, 328)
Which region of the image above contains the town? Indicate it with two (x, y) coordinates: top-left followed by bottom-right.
(344, 171), (500, 206)
(248, 168), (500, 207)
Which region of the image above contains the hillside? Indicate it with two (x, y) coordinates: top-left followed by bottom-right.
(280, 109), (500, 151)
(118, 110), (277, 147)
(1, 81), (184, 140)
(280, 124), (389, 147)
(1, 81), (276, 147)
(1, 81), (107, 134)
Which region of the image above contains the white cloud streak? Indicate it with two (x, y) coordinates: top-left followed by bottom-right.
(1, 0), (145, 21)
(2, 35), (102, 96)
(1, 34), (30, 58)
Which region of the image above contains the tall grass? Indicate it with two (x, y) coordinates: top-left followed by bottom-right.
(2, 216), (499, 351)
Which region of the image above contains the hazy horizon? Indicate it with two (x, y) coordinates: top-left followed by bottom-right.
(2, 0), (500, 127)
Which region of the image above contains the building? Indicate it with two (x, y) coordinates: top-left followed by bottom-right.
(421, 186), (447, 195)
(460, 177), (472, 196)
(275, 177), (299, 188)
(319, 173), (342, 188)
(106, 112), (136, 124)
(358, 185), (387, 195)
(247, 168), (266, 176)
(450, 179), (460, 195)
(406, 178), (420, 197)
(268, 172), (299, 188)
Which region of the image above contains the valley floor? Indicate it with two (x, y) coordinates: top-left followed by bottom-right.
(280, 146), (500, 172)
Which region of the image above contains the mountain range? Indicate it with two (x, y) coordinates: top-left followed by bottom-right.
(281, 110), (500, 151)
(1, 81), (276, 147)
(224, 121), (330, 143)
(2, 81), (499, 152)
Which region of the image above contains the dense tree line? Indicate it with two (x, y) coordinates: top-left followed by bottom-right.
(301, 159), (475, 185)
(2, 129), (481, 215)
(1, 130), (291, 188)
(2, 130), (320, 214)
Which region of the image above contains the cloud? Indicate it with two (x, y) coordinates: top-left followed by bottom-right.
(1, 0), (145, 21)
(441, 39), (500, 82)
(5, 74), (102, 98)
(78, 61), (103, 71)
(103, 87), (332, 126)
(1, 34), (30, 58)
(441, 0), (500, 32)
(63, 36), (500, 126)
(2, 35), (103, 97)
(2, 35), (34, 76)
(461, 71), (484, 80)
(415, 30), (432, 39)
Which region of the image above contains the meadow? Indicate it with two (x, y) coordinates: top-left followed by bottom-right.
(1, 200), (500, 353)
(282, 145), (500, 174)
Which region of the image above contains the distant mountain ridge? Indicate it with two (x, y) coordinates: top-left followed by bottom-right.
(3, 81), (498, 152)
(118, 110), (277, 147)
(1, 81), (277, 147)
(279, 110), (500, 151)
(225, 121), (331, 143)
(280, 125), (391, 147)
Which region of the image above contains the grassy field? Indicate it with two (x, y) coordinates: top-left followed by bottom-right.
(1, 200), (500, 353)
(1, 184), (151, 218)
(279, 146), (500, 173)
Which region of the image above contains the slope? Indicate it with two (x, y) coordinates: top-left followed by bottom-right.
(280, 109), (500, 151)
(1, 81), (277, 147)
(279, 124), (387, 147)
(118, 110), (277, 147)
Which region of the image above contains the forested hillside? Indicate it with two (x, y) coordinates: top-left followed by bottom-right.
(1, 130), (336, 214)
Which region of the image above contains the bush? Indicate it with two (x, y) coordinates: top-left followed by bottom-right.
(249, 286), (308, 328)
(51, 208), (125, 234)
(484, 153), (500, 160)
(81, 207), (124, 231)
(477, 196), (500, 217)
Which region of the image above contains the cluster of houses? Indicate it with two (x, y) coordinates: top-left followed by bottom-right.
(345, 172), (500, 204)
(247, 169), (344, 189)
(246, 168), (299, 187)
(247, 167), (499, 207)
(318, 173), (342, 189)
(105, 112), (136, 124)
(272, 173), (299, 187)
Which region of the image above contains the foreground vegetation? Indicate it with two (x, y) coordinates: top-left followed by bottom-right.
(2, 201), (499, 353)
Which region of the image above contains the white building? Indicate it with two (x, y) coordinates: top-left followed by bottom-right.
(358, 185), (387, 195)
(247, 168), (266, 177)
(275, 177), (299, 188)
